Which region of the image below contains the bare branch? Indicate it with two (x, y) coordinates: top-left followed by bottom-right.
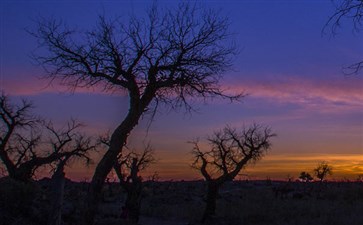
(31, 3), (244, 223)
(32, 3), (243, 113)
(324, 0), (363, 35)
(190, 140), (212, 181)
(324, 0), (363, 74)
(0, 92), (96, 181)
(193, 124), (275, 222)
(343, 59), (363, 74)
(191, 124), (275, 183)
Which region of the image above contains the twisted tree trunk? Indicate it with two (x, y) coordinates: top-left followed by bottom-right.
(83, 119), (139, 225)
(82, 90), (154, 225)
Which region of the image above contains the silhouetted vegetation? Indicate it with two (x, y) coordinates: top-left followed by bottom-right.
(191, 124), (275, 222)
(299, 171), (313, 182)
(0, 93), (97, 225)
(325, 0), (363, 74)
(2, 2), (360, 225)
(100, 133), (155, 224)
(116, 146), (155, 224)
(32, 2), (243, 223)
(314, 161), (333, 182)
(0, 93), (96, 182)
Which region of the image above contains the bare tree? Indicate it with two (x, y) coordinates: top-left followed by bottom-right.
(116, 146), (155, 223)
(0, 93), (96, 182)
(99, 134), (155, 223)
(324, 0), (363, 74)
(32, 3), (242, 223)
(0, 93), (39, 180)
(191, 124), (275, 222)
(314, 161), (333, 182)
(299, 171), (313, 182)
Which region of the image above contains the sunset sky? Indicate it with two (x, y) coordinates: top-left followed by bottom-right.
(1, 0), (362, 181)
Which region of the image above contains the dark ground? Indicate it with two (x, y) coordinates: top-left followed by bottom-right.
(1, 177), (363, 225)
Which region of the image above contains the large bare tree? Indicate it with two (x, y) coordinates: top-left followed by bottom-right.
(324, 0), (363, 74)
(0, 93), (95, 182)
(32, 3), (242, 223)
(191, 124), (275, 222)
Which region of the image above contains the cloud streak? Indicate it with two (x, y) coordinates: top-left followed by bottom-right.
(0, 69), (125, 96)
(3, 69), (362, 112)
(227, 75), (363, 113)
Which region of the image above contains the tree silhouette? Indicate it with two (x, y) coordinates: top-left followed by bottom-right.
(314, 161), (333, 182)
(299, 171), (313, 182)
(32, 3), (242, 223)
(191, 124), (275, 222)
(116, 146), (154, 224)
(0, 93), (95, 182)
(48, 156), (70, 225)
(99, 134), (155, 224)
(324, 0), (363, 74)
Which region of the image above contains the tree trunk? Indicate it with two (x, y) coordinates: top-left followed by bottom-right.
(202, 181), (220, 223)
(48, 163), (66, 225)
(82, 88), (155, 225)
(82, 128), (132, 224)
(13, 164), (33, 182)
(124, 183), (142, 224)
(0, 145), (17, 179)
(82, 110), (142, 225)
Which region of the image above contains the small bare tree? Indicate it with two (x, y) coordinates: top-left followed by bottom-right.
(115, 146), (155, 224)
(0, 93), (39, 181)
(100, 135), (154, 223)
(191, 124), (275, 222)
(0, 93), (96, 182)
(32, 3), (242, 223)
(45, 120), (96, 225)
(314, 161), (333, 182)
(324, 0), (363, 74)
(299, 171), (313, 182)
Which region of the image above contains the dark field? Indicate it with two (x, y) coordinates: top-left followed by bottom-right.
(1, 178), (363, 225)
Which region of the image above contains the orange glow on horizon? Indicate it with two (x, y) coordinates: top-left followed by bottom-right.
(61, 153), (363, 182)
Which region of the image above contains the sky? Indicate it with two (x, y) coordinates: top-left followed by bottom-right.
(0, 0), (362, 181)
